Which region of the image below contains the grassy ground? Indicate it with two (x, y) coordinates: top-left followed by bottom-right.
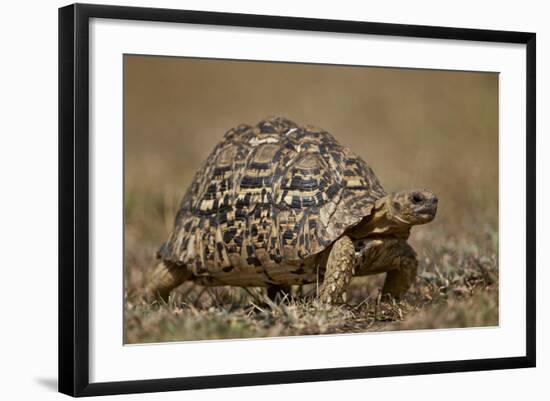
(124, 224), (498, 343)
(123, 56), (498, 344)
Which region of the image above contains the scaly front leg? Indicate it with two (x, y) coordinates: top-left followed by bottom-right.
(319, 235), (356, 304)
(354, 238), (418, 298)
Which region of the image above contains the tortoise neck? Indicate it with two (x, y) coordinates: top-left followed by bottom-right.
(348, 195), (410, 239)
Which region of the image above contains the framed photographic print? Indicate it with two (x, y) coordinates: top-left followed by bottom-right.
(58, 3), (536, 397)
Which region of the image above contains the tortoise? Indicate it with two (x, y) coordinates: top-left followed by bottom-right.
(146, 117), (438, 304)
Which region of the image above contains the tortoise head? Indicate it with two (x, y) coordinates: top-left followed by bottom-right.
(347, 189), (437, 239)
(388, 189), (438, 225)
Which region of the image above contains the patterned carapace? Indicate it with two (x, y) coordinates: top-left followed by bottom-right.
(158, 117), (386, 280)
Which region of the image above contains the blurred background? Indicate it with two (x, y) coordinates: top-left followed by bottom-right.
(124, 55), (498, 341)
(124, 54), (498, 250)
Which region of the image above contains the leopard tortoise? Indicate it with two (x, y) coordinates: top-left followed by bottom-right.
(146, 117), (438, 304)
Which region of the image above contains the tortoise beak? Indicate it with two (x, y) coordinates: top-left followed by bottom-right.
(410, 190), (438, 221)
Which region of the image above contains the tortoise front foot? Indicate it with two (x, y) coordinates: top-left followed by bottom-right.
(381, 242), (418, 299)
(354, 239), (418, 299)
(319, 235), (355, 304)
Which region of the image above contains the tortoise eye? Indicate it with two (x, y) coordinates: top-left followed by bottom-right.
(411, 193), (424, 204)
(393, 201), (402, 211)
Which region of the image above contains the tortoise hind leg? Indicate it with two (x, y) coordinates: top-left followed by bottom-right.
(267, 285), (291, 303)
(319, 235), (355, 304)
(145, 261), (191, 302)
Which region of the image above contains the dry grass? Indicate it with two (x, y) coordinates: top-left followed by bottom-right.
(123, 55), (499, 344)
(124, 224), (498, 343)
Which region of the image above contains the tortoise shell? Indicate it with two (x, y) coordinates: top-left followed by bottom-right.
(158, 117), (386, 276)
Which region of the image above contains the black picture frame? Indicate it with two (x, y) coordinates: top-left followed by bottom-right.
(58, 3), (536, 397)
